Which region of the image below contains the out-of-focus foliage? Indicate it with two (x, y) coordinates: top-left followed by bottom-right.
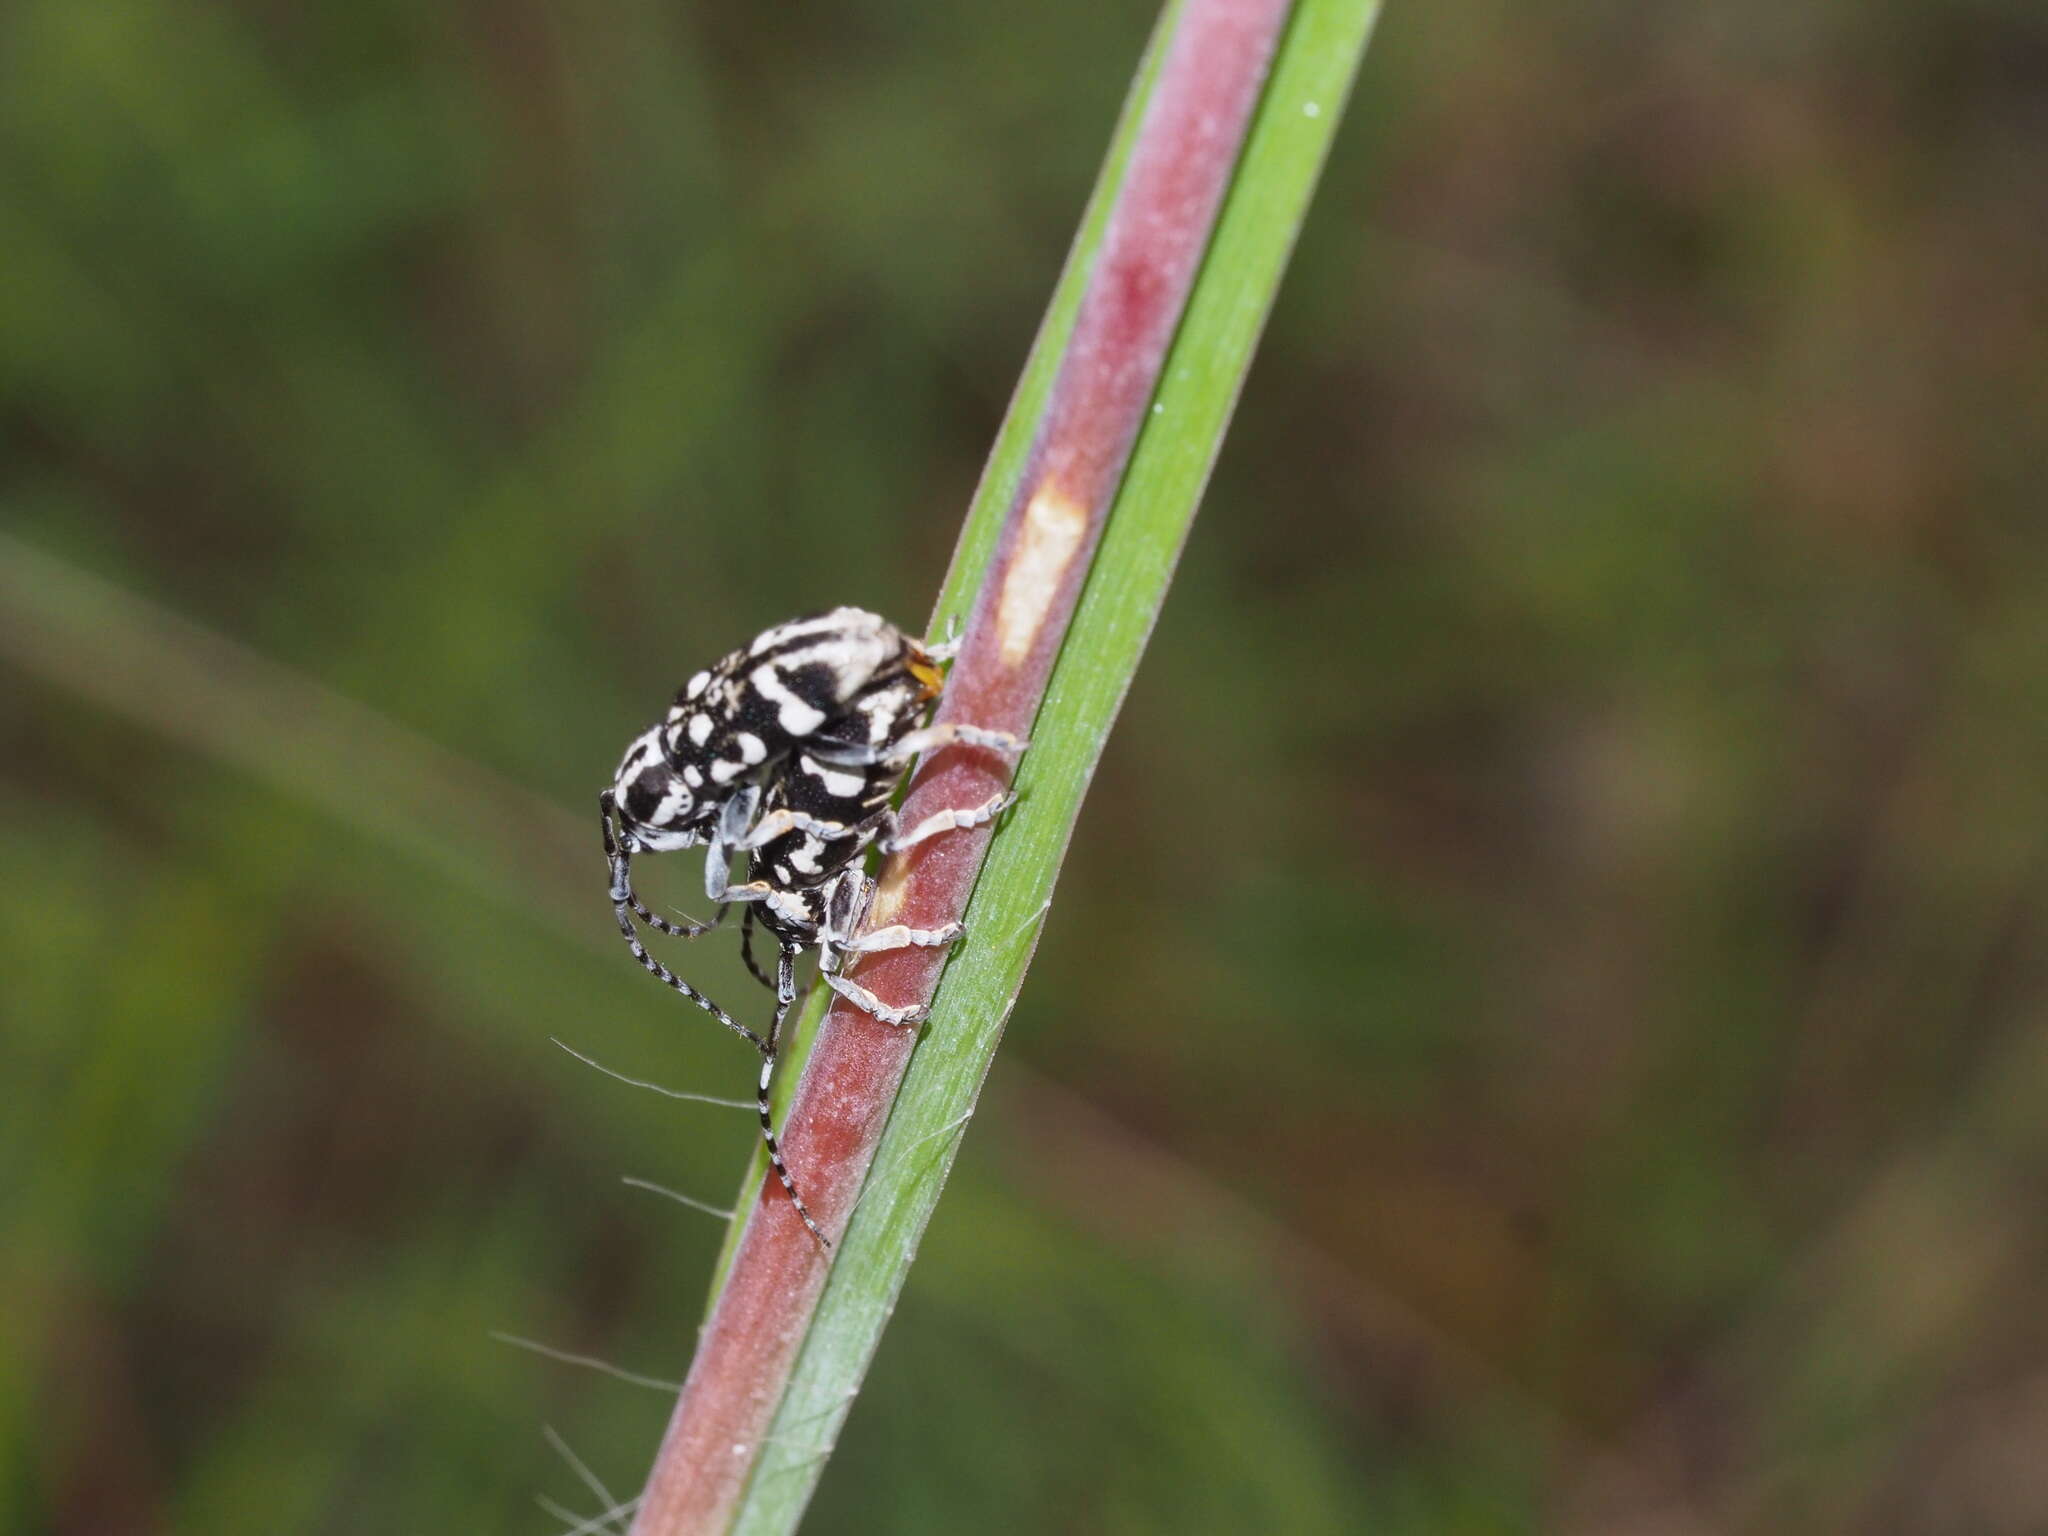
(2, 1), (2044, 1533)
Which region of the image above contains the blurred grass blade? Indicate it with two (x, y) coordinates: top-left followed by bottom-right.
(624, 0), (1387, 1531)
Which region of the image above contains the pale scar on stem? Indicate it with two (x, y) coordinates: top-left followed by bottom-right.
(869, 857), (913, 927)
(997, 482), (1088, 666)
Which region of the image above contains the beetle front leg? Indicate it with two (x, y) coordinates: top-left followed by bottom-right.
(702, 786), (775, 905)
(881, 791), (1017, 853)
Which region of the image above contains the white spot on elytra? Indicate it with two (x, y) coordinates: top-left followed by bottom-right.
(750, 664), (827, 735)
(802, 756), (864, 799)
(687, 713), (713, 746)
(996, 482), (1088, 664)
(686, 671), (711, 698)
(735, 731), (766, 764)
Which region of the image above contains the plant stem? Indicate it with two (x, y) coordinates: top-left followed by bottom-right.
(628, 0), (1380, 1529)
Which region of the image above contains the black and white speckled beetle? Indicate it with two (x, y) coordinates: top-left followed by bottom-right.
(599, 607), (1023, 1246)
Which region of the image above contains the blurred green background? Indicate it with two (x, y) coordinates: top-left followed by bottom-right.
(5, 1), (2047, 1532)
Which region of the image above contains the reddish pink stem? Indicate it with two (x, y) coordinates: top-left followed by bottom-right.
(628, 3), (1289, 1530)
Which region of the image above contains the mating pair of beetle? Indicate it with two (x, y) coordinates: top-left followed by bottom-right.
(600, 607), (1023, 1247)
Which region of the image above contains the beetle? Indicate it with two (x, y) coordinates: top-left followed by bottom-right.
(600, 607), (1022, 1245)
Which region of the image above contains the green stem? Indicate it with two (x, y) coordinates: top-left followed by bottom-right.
(629, 2), (1382, 1531)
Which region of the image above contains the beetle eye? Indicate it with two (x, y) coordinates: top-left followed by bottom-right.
(623, 765), (690, 827)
